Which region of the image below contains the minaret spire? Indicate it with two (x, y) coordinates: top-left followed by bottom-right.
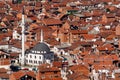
(41, 29), (43, 43)
(21, 6), (25, 66)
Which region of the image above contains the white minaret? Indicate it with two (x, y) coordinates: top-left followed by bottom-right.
(41, 29), (43, 43)
(21, 6), (25, 66)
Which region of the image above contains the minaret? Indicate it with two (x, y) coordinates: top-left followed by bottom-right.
(21, 6), (25, 66)
(41, 29), (43, 43)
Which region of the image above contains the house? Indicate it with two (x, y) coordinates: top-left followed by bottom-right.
(0, 50), (9, 59)
(115, 73), (120, 80)
(42, 18), (62, 27)
(56, 26), (88, 43)
(0, 68), (9, 80)
(12, 29), (21, 40)
(67, 72), (90, 80)
(10, 70), (36, 80)
(67, 64), (90, 80)
(116, 24), (120, 36)
(36, 64), (62, 80)
(0, 41), (9, 50)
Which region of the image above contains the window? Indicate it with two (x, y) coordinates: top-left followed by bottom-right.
(54, 71), (58, 74)
(26, 60), (28, 63)
(36, 61), (37, 64)
(26, 55), (28, 58)
(39, 61), (41, 64)
(17, 36), (19, 38)
(34, 61), (36, 63)
(29, 60), (31, 63)
(34, 61), (37, 64)
(39, 56), (41, 59)
(30, 55), (32, 58)
(35, 56), (36, 59)
(29, 60), (33, 63)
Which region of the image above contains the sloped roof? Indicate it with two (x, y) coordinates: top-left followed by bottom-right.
(42, 18), (62, 25)
(11, 70), (36, 79)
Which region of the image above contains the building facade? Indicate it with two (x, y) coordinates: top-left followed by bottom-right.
(19, 42), (54, 66)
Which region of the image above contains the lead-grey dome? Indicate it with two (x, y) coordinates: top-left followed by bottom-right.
(32, 43), (50, 53)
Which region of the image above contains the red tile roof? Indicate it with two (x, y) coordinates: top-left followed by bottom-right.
(11, 70), (36, 79)
(53, 61), (62, 68)
(42, 18), (62, 25)
(69, 64), (90, 76)
(0, 59), (10, 65)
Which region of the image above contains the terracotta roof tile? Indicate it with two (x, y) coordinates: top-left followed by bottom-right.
(0, 68), (7, 73)
(65, 7), (79, 11)
(0, 73), (9, 79)
(69, 64), (89, 76)
(81, 34), (97, 40)
(67, 71), (89, 80)
(70, 30), (88, 34)
(0, 59), (10, 65)
(83, 54), (98, 64)
(106, 34), (116, 40)
(10, 53), (19, 58)
(80, 51), (90, 56)
(12, 70), (36, 79)
(39, 67), (60, 72)
(94, 41), (104, 46)
(42, 18), (62, 25)
(53, 61), (62, 68)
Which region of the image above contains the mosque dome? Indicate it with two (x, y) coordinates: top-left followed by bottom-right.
(32, 43), (50, 53)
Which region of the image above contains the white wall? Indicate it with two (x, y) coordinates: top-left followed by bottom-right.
(0, 45), (9, 50)
(11, 47), (21, 53)
(25, 53), (44, 66)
